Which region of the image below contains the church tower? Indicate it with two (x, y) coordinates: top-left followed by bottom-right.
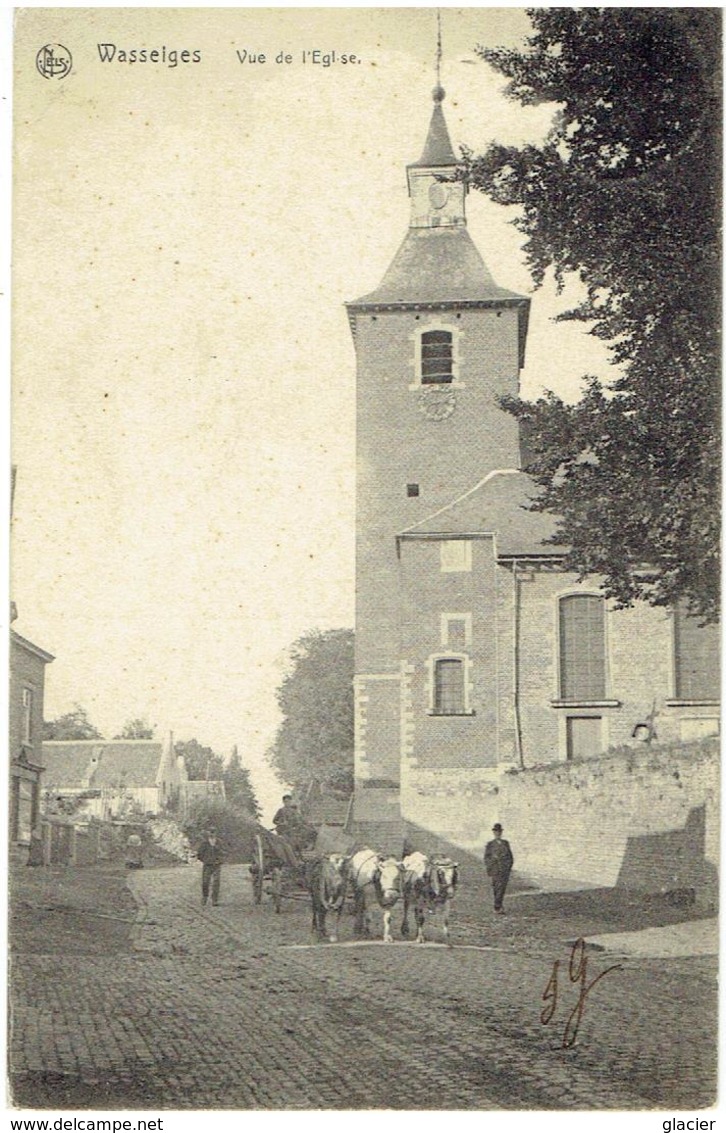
(346, 85), (530, 841)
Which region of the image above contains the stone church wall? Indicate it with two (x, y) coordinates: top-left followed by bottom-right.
(354, 674), (403, 784)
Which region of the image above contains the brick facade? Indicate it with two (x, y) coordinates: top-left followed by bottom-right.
(348, 90), (719, 879)
(353, 307), (522, 681)
(398, 550), (719, 857)
(399, 537), (500, 770)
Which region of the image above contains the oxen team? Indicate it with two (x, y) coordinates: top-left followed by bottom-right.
(307, 846), (459, 946)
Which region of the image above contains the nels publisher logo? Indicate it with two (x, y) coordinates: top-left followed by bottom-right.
(36, 44), (73, 80)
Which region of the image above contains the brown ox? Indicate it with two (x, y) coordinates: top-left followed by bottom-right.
(308, 854), (349, 942)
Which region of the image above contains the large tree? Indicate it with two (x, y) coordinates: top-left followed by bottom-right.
(267, 628), (354, 793)
(43, 703), (103, 741)
(467, 8), (720, 621)
(223, 746), (261, 819)
(175, 738), (225, 782)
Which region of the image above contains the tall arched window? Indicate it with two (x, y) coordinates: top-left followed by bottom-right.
(674, 604), (720, 700)
(559, 595), (606, 701)
(421, 329), (453, 384)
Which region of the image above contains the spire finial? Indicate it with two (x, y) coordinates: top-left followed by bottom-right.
(433, 9), (445, 103)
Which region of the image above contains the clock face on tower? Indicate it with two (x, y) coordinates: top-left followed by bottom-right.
(429, 182), (449, 210)
(418, 386), (457, 421)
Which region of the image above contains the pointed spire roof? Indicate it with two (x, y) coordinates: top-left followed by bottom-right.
(347, 82), (531, 368)
(410, 87), (458, 168)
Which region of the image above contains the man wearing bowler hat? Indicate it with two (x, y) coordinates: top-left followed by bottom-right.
(197, 827), (225, 907)
(484, 823), (514, 914)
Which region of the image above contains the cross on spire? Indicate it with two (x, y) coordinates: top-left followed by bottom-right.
(433, 9), (445, 103)
(436, 9), (442, 88)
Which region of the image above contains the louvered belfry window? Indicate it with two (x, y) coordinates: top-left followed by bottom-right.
(421, 330), (453, 384)
(434, 659), (465, 714)
(674, 604), (720, 700)
(559, 595), (606, 701)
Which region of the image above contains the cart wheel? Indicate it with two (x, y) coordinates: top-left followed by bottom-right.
(271, 866), (283, 913)
(252, 834), (265, 905)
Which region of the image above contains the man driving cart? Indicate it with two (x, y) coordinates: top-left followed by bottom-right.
(271, 796), (316, 865)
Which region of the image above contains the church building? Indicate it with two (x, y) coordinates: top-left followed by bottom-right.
(346, 85), (719, 858)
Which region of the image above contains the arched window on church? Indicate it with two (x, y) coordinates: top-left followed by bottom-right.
(420, 329), (453, 384)
(673, 604), (720, 701)
(559, 594), (606, 701)
(434, 658), (465, 714)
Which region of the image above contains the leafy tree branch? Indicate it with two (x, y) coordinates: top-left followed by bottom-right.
(468, 8), (720, 620)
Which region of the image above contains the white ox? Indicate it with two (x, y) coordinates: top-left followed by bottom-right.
(348, 848), (402, 943)
(401, 851), (459, 945)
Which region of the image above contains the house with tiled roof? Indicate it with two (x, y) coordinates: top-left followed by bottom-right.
(345, 83), (720, 867)
(42, 734), (186, 820)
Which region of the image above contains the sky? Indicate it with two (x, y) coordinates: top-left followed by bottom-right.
(10, 8), (615, 822)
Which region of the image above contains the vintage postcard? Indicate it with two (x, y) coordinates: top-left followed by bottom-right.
(8, 6), (720, 1122)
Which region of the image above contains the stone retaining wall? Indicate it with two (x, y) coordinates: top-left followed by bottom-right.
(499, 738), (719, 907)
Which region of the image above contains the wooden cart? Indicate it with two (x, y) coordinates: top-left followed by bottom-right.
(249, 827), (317, 913)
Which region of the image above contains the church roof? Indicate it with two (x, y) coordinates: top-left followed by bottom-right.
(409, 97), (458, 168)
(398, 469), (566, 558)
(349, 226), (525, 308)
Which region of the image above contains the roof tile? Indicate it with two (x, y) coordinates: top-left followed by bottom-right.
(350, 227), (524, 308)
(42, 741), (163, 789)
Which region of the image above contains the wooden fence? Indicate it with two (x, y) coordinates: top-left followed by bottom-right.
(33, 817), (145, 867)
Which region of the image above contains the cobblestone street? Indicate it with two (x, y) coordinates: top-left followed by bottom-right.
(10, 864), (717, 1110)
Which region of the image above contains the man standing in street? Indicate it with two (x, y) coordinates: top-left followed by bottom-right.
(484, 823), (514, 914)
(197, 827), (224, 907)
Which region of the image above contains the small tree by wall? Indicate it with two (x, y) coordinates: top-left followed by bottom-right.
(175, 738), (225, 782)
(223, 746), (261, 819)
(115, 718), (155, 740)
(182, 800), (260, 864)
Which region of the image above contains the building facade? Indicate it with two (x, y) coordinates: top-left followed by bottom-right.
(9, 629), (54, 843)
(347, 87), (719, 855)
